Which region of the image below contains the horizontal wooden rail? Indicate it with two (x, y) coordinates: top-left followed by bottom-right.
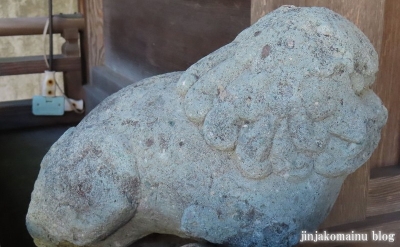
(0, 15), (84, 36)
(367, 166), (400, 217)
(0, 100), (83, 131)
(0, 55), (81, 76)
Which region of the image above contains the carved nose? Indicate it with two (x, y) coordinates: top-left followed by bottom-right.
(376, 104), (388, 128)
(329, 104), (367, 144)
(362, 91), (388, 128)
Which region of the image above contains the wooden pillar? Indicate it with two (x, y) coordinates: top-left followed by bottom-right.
(83, 0), (105, 81)
(372, 0), (400, 168)
(62, 28), (83, 100)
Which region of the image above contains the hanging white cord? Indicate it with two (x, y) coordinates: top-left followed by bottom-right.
(42, 19), (50, 69)
(42, 18), (84, 114)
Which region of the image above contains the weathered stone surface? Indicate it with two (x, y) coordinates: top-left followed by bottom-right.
(27, 6), (387, 247)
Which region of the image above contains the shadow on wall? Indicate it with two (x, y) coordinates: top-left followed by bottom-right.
(0, 126), (73, 247)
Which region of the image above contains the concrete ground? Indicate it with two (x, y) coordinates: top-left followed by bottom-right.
(0, 125), (210, 247)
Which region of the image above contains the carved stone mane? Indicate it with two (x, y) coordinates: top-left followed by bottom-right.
(27, 6), (387, 247)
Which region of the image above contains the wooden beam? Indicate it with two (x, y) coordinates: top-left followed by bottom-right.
(84, 0), (105, 77)
(0, 15), (85, 37)
(62, 28), (84, 100)
(0, 55), (81, 76)
(367, 166), (400, 217)
(371, 0), (400, 167)
(370, 165), (400, 179)
(0, 100), (83, 131)
(78, 0), (85, 14)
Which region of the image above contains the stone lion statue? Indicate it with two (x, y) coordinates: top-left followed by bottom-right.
(27, 6), (387, 247)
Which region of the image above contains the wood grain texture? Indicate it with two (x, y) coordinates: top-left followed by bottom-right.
(320, 164), (369, 228)
(63, 70), (84, 100)
(367, 166), (400, 217)
(61, 28), (80, 57)
(0, 55), (81, 76)
(370, 165), (400, 179)
(84, 0), (105, 70)
(0, 16), (84, 36)
(103, 0), (250, 82)
(370, 0), (400, 167)
(62, 28), (84, 100)
(78, 0), (85, 14)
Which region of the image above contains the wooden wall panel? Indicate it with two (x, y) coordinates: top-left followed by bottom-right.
(320, 164), (369, 228)
(371, 0), (400, 167)
(78, 0), (84, 13)
(84, 0), (105, 71)
(0, 55), (80, 76)
(103, 0), (250, 82)
(367, 166), (400, 217)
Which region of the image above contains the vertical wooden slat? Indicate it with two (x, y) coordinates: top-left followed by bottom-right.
(320, 164), (369, 228)
(370, 0), (400, 168)
(367, 167), (400, 217)
(84, 0), (105, 81)
(62, 28), (83, 100)
(250, 0), (386, 227)
(78, 0), (85, 14)
(61, 28), (80, 57)
(102, 0), (250, 81)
